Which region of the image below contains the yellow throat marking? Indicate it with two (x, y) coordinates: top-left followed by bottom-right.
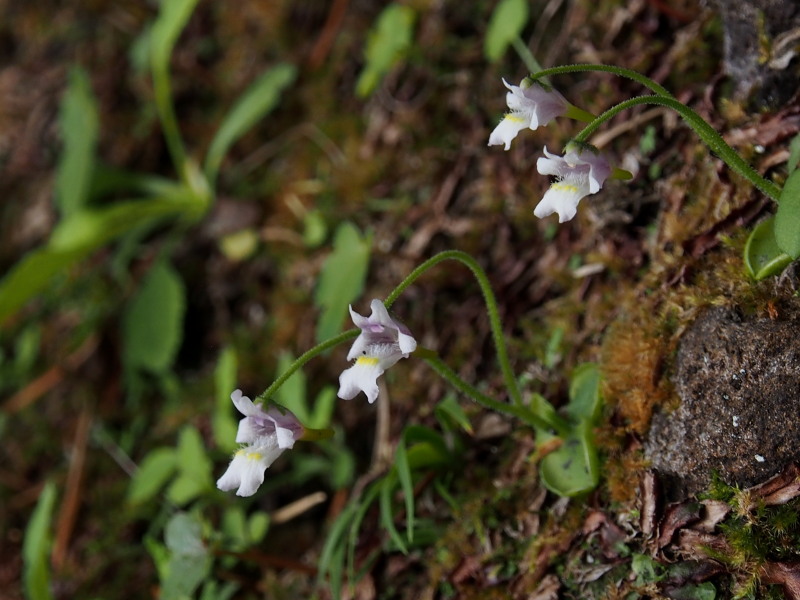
(356, 356), (380, 366)
(552, 182), (579, 193)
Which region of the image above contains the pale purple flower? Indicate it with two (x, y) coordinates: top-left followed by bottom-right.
(534, 145), (612, 223)
(230, 389), (303, 447)
(488, 78), (568, 150)
(338, 299), (416, 404)
(217, 390), (303, 497)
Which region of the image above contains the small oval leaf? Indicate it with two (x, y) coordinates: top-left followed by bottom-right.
(774, 170), (800, 258)
(744, 216), (793, 280)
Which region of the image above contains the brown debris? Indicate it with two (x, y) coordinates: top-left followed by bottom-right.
(761, 562), (800, 600)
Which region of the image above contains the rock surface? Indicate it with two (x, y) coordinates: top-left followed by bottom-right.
(708, 0), (800, 106)
(646, 306), (800, 500)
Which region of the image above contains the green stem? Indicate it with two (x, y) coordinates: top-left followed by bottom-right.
(565, 104), (595, 123)
(385, 250), (523, 407)
(423, 355), (570, 436)
(511, 37), (544, 77)
(299, 427), (335, 442)
(573, 95), (781, 201)
(257, 329), (358, 403)
(530, 63), (674, 98)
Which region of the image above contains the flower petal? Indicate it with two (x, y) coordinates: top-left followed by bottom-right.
(216, 436), (283, 497)
(488, 114), (530, 150)
(534, 183), (584, 223)
(397, 330), (417, 355)
(231, 389), (259, 417)
(368, 299), (395, 329)
(338, 359), (383, 404)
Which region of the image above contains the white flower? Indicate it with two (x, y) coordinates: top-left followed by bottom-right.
(338, 299), (416, 404)
(488, 78), (568, 150)
(216, 437), (283, 497)
(534, 145), (612, 222)
(217, 390), (303, 497)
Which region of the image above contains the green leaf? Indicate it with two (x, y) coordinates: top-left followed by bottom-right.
(204, 63), (297, 182)
(221, 506), (247, 547)
(566, 363), (603, 424)
(0, 193), (203, 326)
(774, 169), (800, 258)
(314, 222), (371, 343)
(402, 426), (449, 459)
(317, 501), (358, 591)
(144, 536), (170, 581)
(356, 4), (415, 97)
(346, 483), (381, 580)
(484, 0), (529, 62)
(539, 421), (600, 497)
(543, 326), (564, 369)
(666, 582), (716, 600)
(394, 438), (414, 543)
(744, 216), (793, 280)
(213, 346), (238, 453)
(128, 447), (178, 505)
(161, 512), (211, 600)
(150, 0), (200, 76)
(248, 511), (270, 544)
(631, 553), (664, 585)
(50, 190), (204, 252)
(222, 506), (269, 547)
(328, 442), (356, 489)
(122, 259), (186, 374)
(788, 132), (800, 173)
(275, 351), (309, 422)
(405, 442), (451, 471)
(308, 386), (336, 430)
(149, 0), (199, 175)
(303, 209), (328, 248)
(532, 393), (562, 430)
(23, 481), (57, 600)
(89, 166), (189, 202)
(199, 581), (239, 600)
(379, 475), (408, 554)
(434, 394), (473, 434)
(55, 67), (98, 218)
(167, 426), (213, 505)
(0, 246), (87, 326)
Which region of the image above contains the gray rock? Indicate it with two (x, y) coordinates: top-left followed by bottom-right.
(707, 0), (800, 106)
(645, 306), (800, 500)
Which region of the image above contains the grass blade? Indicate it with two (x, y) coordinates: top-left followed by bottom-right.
(204, 63), (297, 183)
(394, 438), (414, 543)
(55, 67), (98, 218)
(23, 481), (57, 600)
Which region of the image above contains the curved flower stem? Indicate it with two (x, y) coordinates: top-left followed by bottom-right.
(257, 329), (358, 403)
(385, 250), (523, 407)
(422, 354), (570, 436)
(530, 63), (674, 98)
(574, 95), (782, 201)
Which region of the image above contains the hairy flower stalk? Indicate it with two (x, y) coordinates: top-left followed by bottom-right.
(338, 299), (417, 404)
(534, 145), (612, 222)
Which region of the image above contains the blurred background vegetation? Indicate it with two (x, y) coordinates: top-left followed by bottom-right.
(4, 0), (798, 598)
